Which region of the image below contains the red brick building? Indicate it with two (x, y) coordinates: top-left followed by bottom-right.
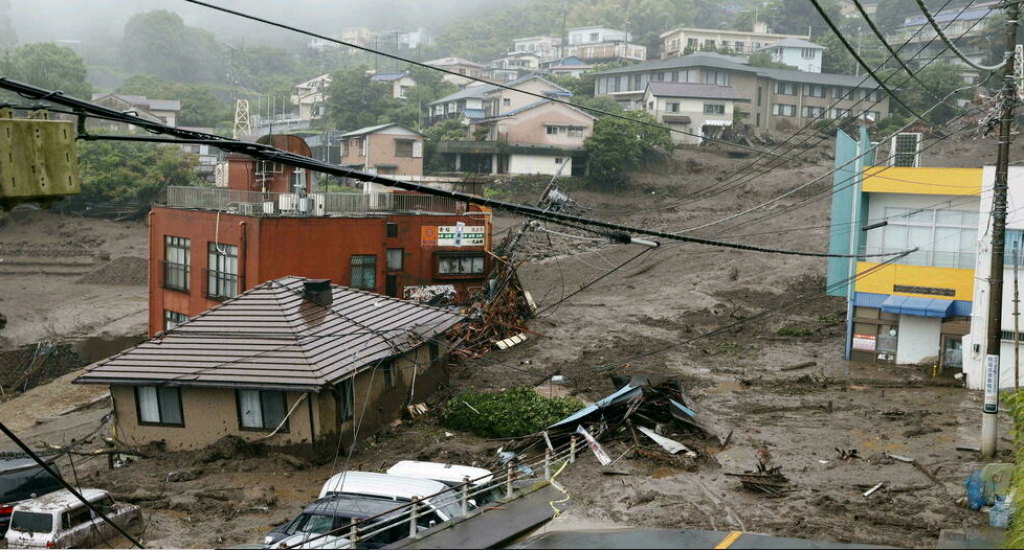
(148, 134), (491, 336)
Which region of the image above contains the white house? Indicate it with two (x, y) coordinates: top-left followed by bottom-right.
(754, 38), (825, 73)
(370, 71), (417, 100)
(512, 36), (562, 62)
(642, 82), (748, 145)
(567, 26), (631, 45)
(291, 73), (332, 122)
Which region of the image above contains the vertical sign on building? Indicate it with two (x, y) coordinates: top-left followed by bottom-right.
(985, 354), (1000, 413)
(454, 221), (465, 247)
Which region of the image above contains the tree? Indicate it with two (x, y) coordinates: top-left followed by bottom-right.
(4, 43), (91, 99)
(117, 75), (232, 128)
(584, 111), (671, 190)
(762, 0), (842, 38)
(324, 66), (399, 131)
(72, 140), (200, 207)
(892, 62), (972, 125)
(121, 10), (223, 83)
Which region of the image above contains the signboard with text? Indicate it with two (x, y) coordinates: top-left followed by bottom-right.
(420, 225), (485, 247)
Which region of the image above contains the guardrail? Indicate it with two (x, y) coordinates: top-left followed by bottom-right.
(279, 437), (580, 549)
(158, 186), (467, 217)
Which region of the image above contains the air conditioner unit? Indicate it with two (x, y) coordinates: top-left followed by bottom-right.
(889, 133), (921, 167)
(297, 196), (313, 214)
(279, 193), (299, 212)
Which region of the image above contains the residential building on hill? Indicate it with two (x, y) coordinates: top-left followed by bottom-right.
(891, 2), (998, 83)
(148, 134), (492, 336)
(641, 82), (749, 144)
(660, 23), (811, 58)
(370, 71), (417, 99)
(590, 52), (890, 131)
(90, 93), (181, 130)
(75, 276), (464, 456)
(339, 123), (424, 177)
(424, 57), (487, 87)
(512, 36), (562, 62)
(563, 25), (647, 63)
(753, 38), (825, 73)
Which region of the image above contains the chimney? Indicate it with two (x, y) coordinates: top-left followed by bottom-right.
(303, 279), (333, 307)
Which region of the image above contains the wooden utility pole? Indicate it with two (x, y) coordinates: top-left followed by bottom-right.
(982, 0), (1021, 459)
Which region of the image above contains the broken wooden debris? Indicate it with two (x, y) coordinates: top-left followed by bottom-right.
(780, 361), (817, 372)
(863, 482), (885, 498)
(637, 426), (693, 455)
(496, 333), (528, 349)
(835, 448), (860, 460)
(885, 452), (942, 486)
(406, 403), (430, 418)
(725, 461), (791, 496)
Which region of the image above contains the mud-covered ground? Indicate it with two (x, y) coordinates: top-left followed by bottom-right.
(0, 134), (1016, 548)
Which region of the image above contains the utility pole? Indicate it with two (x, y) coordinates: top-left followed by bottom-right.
(981, 0), (1021, 459)
(1014, 244), (1020, 391)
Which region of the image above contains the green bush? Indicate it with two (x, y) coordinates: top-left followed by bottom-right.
(1005, 390), (1024, 548)
(441, 386), (583, 438)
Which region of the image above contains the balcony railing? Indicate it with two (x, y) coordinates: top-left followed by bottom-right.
(158, 186), (466, 217)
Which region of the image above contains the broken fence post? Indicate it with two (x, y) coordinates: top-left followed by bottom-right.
(409, 496), (420, 537)
(461, 476), (470, 516)
(863, 482), (885, 498)
(349, 517), (360, 545)
(569, 436), (577, 463)
(544, 448), (551, 480)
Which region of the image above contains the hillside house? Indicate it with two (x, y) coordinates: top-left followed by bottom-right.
(89, 93), (181, 131)
(660, 23), (811, 58)
(370, 71), (418, 100)
(754, 38), (825, 73)
(339, 123), (424, 177)
(563, 26), (647, 63)
(642, 83), (749, 144)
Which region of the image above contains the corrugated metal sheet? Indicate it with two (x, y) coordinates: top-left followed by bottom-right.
(74, 276), (465, 391)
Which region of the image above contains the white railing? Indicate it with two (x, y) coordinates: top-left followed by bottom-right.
(160, 186), (465, 217)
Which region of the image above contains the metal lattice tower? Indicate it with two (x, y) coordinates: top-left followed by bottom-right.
(233, 99), (251, 139)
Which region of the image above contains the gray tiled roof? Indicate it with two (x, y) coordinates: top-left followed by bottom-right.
(74, 276), (465, 392)
(592, 53), (880, 87)
(428, 83), (498, 106)
(646, 82), (747, 101)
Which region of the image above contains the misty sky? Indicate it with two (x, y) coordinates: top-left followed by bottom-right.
(8, 0), (499, 48)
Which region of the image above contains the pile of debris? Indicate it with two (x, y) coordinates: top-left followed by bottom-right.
(448, 258), (536, 361)
(725, 459), (791, 497)
(506, 374), (720, 463)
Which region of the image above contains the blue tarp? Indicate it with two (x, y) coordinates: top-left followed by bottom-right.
(880, 295), (953, 318)
(547, 383), (642, 430)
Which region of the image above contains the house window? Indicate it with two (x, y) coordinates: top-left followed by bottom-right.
(589, 32), (600, 42)
(206, 243), (238, 301)
(352, 138), (364, 157)
(775, 82), (797, 95)
(864, 110), (880, 121)
(668, 102), (680, 113)
(337, 378), (354, 422)
(382, 361), (397, 389)
(555, 158), (563, 164)
(833, 87), (853, 100)
(568, 126), (585, 137)
(546, 125), (560, 135)
(863, 89), (881, 102)
(802, 47), (815, 59)
(135, 386), (183, 426)
(832, 108), (851, 119)
(802, 105), (825, 117)
(772, 104), (796, 116)
(502, 98), (511, 107)
(804, 85), (825, 98)
(703, 39), (715, 49)
(290, 170), (306, 193)
(163, 236), (190, 292)
(882, 208), (978, 269)
(395, 139), (414, 157)
(164, 310), (188, 331)
(387, 248), (404, 271)
(703, 104), (725, 115)
(687, 38), (698, 48)
(350, 255), (376, 290)
(437, 253), (486, 276)
(237, 390), (288, 432)
(387, 223), (399, 238)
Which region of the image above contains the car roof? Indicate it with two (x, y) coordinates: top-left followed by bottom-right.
(304, 494), (407, 518)
(385, 461), (493, 486)
(12, 489), (108, 512)
(319, 472), (447, 500)
(0, 458), (56, 474)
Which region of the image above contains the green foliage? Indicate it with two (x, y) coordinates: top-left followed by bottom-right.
(871, 114), (910, 140)
(1005, 389), (1024, 548)
(777, 326), (812, 337)
(746, 52), (797, 70)
(584, 111), (671, 190)
(424, 119), (467, 142)
(572, 95), (623, 117)
(120, 10), (224, 84)
(117, 75), (232, 128)
(816, 31), (860, 75)
(2, 43), (91, 99)
(888, 63), (971, 125)
(762, 0), (842, 38)
(72, 139), (200, 207)
(441, 387), (583, 439)
(324, 66), (399, 131)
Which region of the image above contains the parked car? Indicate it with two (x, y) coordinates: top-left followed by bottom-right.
(385, 461), (498, 506)
(0, 459), (63, 535)
(318, 472), (465, 524)
(263, 493), (409, 548)
(5, 488), (141, 549)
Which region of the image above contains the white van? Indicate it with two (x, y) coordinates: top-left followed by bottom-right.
(5, 488), (141, 549)
(318, 472), (464, 524)
(385, 461), (493, 488)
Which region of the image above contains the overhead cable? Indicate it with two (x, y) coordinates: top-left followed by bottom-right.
(912, 0), (1012, 72)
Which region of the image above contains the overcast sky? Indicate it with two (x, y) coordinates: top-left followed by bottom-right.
(8, 0), (494, 47)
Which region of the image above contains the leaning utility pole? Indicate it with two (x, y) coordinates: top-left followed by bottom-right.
(982, 0), (1021, 459)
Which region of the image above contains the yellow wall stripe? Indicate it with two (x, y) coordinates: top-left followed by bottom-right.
(856, 262), (974, 301)
(862, 167), (981, 196)
(714, 531), (744, 549)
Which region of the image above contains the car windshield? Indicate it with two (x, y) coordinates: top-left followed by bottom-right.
(287, 513), (335, 536)
(10, 511), (52, 533)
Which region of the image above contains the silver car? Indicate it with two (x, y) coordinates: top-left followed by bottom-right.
(5, 488), (142, 548)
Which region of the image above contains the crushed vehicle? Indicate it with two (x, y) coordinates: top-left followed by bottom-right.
(318, 472), (466, 524)
(263, 493), (414, 549)
(5, 488), (141, 549)
(0, 459), (63, 535)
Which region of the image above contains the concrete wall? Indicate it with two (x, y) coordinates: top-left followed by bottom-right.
(499, 102), (593, 146)
(896, 315), (942, 365)
(509, 155), (572, 176)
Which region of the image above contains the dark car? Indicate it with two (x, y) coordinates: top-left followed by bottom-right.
(263, 493), (417, 549)
(0, 458), (62, 535)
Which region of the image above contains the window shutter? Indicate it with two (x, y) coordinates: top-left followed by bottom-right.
(412, 141), (423, 158)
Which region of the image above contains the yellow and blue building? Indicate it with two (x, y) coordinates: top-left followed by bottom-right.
(827, 128), (979, 367)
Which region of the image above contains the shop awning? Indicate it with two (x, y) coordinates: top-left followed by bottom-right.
(880, 295), (953, 318)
